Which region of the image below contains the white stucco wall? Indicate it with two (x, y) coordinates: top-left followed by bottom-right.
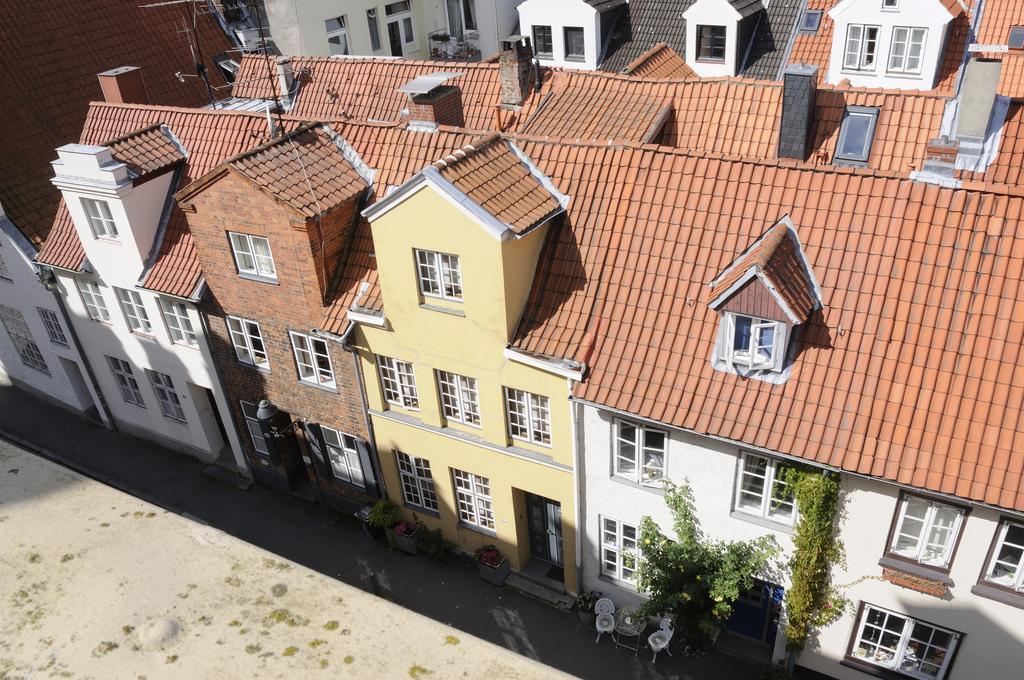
(826, 0), (951, 89)
(0, 213), (102, 419)
(517, 0), (599, 69)
(682, 0), (742, 77)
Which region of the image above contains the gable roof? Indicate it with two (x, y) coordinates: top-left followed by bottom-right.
(104, 124), (185, 179)
(742, 0), (805, 80)
(0, 0), (233, 249)
(622, 43), (696, 80)
(602, 0), (696, 73)
(728, 0), (766, 19)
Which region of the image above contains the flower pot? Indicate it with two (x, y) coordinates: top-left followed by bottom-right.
(389, 526), (420, 554)
(577, 609), (596, 626)
(477, 558), (510, 586)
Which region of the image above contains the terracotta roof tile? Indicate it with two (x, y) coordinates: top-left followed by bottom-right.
(975, 0), (1024, 45)
(0, 0), (232, 248)
(622, 44), (696, 80)
(105, 124), (185, 178)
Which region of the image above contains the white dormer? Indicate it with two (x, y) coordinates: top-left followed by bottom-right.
(50, 141), (177, 285)
(682, 0), (764, 78)
(826, 0), (961, 90)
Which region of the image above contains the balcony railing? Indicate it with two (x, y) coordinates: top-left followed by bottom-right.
(429, 29), (482, 62)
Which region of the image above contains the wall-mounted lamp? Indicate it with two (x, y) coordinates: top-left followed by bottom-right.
(255, 398), (303, 439)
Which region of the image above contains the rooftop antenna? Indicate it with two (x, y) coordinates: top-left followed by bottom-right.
(249, 0), (286, 134)
(138, 0), (217, 108)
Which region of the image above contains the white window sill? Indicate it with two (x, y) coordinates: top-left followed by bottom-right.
(419, 302), (465, 317)
(610, 474), (666, 495)
(238, 272), (279, 285)
(457, 520), (496, 538)
(598, 572), (639, 593)
(298, 379), (338, 393)
(730, 510), (795, 535)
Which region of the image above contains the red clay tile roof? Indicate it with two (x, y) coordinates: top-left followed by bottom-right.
(708, 219), (819, 321)
(622, 44), (696, 80)
(104, 124), (185, 178)
(509, 136), (1024, 512)
(0, 0), (233, 248)
(233, 55), (516, 131)
(433, 136), (564, 235)
(975, 0), (1023, 44)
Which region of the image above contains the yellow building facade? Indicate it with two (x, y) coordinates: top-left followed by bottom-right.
(349, 150), (578, 593)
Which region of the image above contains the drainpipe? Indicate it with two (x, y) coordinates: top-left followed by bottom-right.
(569, 390), (584, 594)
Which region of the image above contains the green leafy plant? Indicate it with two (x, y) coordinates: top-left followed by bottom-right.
(636, 482), (781, 652)
(417, 527), (456, 560)
(574, 590), (599, 613)
(367, 499), (402, 529)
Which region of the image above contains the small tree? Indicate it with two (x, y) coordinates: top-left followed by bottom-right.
(636, 482), (781, 652)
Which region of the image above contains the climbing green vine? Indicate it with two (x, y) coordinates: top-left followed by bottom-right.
(777, 467), (846, 662)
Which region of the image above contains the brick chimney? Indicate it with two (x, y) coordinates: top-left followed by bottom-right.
(922, 136), (960, 177)
(407, 86), (465, 128)
(499, 36), (535, 108)
(777, 64), (818, 161)
(97, 66), (149, 104)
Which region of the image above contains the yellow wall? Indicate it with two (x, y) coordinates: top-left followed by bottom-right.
(351, 184), (577, 592)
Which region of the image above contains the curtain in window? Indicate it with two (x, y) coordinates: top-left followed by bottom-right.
(462, 0), (476, 31)
(447, 0), (463, 38)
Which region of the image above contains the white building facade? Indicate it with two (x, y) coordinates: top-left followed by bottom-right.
(47, 143), (247, 473)
(517, 0), (622, 70)
(0, 201), (105, 421)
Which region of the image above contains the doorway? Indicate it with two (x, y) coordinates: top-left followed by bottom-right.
(387, 21), (403, 56)
(526, 493), (563, 575)
(725, 579), (784, 647)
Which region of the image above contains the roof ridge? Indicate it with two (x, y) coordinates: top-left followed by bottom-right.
(222, 121), (326, 167)
(287, 54), (501, 71)
(431, 133), (502, 169)
(100, 122), (166, 147)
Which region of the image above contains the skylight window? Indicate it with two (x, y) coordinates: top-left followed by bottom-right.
(799, 10), (822, 34)
(834, 107), (879, 166)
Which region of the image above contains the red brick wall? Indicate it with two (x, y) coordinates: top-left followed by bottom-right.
(179, 172), (369, 484)
(408, 86), (465, 127)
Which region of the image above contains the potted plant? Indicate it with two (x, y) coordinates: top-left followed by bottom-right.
(390, 519), (421, 554)
(366, 499), (401, 541)
(474, 544), (510, 586)
(574, 590), (599, 626)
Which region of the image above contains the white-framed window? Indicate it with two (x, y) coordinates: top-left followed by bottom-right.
(321, 426), (363, 486)
(377, 355), (419, 409)
(881, 0), (899, 9)
(0, 305), (48, 374)
(107, 356), (144, 406)
(114, 287), (152, 335)
(734, 452), (796, 525)
(532, 25), (553, 57)
(504, 387), (551, 446)
(159, 298), (197, 346)
(601, 517), (638, 583)
(849, 604), (960, 679)
(77, 279), (110, 322)
(81, 198), (118, 239)
(415, 249), (462, 301)
(240, 400), (271, 456)
(888, 495), (964, 568)
(437, 370), (480, 426)
(367, 8), (382, 51)
(453, 468), (494, 530)
(37, 308), (68, 347)
(835, 106), (880, 165)
(325, 16), (349, 55)
(720, 313), (786, 371)
(226, 316), (268, 369)
(229, 232), (276, 280)
(385, 1), (417, 51)
(984, 520), (1024, 591)
(888, 27), (927, 74)
(396, 451), (438, 511)
(446, 0), (476, 37)
(290, 331), (335, 388)
(564, 26), (585, 60)
(145, 369), (186, 422)
(843, 24), (880, 71)
(613, 419), (667, 486)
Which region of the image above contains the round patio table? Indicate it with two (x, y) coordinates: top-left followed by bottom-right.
(613, 607), (646, 655)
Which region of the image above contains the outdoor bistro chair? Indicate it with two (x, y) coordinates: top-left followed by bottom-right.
(649, 617), (674, 662)
(594, 598), (616, 643)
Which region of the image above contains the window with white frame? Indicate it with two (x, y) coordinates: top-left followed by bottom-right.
(453, 468), (494, 530)
(415, 249), (462, 301)
(81, 198), (118, 239)
(613, 420), (666, 486)
(983, 520), (1024, 591)
(226, 316), (268, 368)
(721, 313), (786, 371)
(290, 332), (335, 388)
(888, 27), (927, 74)
(115, 287), (152, 334)
(385, 1), (416, 51)
(848, 604), (960, 679)
(321, 426), (363, 486)
(882, 0), (899, 8)
(835, 107), (880, 165)
(504, 387), (550, 446)
(240, 400), (271, 456)
(532, 25), (553, 57)
(229, 232), (276, 280)
(446, 0), (476, 38)
(145, 369), (186, 422)
(77, 279), (110, 322)
(38, 308), (68, 347)
(734, 452), (796, 525)
(564, 26), (585, 60)
(377, 355), (419, 408)
(159, 298), (197, 346)
(396, 451), (438, 511)
(107, 356), (144, 406)
(887, 495), (964, 568)
(325, 16), (349, 55)
(601, 517), (639, 583)
(0, 305), (48, 374)
(437, 370), (480, 426)
(843, 24), (880, 71)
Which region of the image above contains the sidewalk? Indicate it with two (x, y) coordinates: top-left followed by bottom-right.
(0, 381), (776, 680)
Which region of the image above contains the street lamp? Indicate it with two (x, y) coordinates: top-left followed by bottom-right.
(255, 398), (302, 439)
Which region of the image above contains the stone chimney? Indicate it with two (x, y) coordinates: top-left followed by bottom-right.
(499, 36), (534, 108)
(97, 66), (149, 104)
(777, 64), (818, 161)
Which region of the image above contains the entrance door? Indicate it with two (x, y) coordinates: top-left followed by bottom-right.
(726, 580), (784, 646)
(526, 493), (563, 566)
(387, 21), (403, 56)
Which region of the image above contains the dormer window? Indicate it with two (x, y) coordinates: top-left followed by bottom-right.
(888, 27), (927, 74)
(726, 314), (786, 371)
(843, 24), (880, 71)
(82, 198), (118, 240)
(415, 249), (462, 301)
(800, 10), (822, 34)
(697, 25), (727, 62)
